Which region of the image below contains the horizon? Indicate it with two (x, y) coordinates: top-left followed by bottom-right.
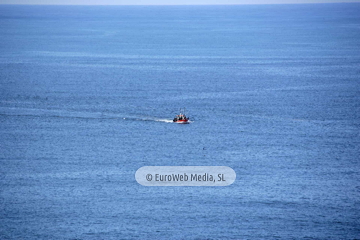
(1, 0), (360, 5)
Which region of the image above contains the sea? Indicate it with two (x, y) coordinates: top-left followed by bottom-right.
(0, 3), (360, 239)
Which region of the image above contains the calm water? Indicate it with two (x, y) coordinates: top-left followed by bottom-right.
(1, 3), (360, 239)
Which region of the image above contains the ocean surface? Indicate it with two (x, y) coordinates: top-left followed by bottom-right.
(1, 3), (360, 239)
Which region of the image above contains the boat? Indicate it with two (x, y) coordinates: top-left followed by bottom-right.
(173, 108), (190, 124)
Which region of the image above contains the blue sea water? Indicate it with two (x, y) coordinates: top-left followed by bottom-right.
(1, 3), (360, 239)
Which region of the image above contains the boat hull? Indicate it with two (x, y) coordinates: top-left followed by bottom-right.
(174, 119), (189, 124)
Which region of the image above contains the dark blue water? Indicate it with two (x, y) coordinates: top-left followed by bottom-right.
(1, 3), (360, 239)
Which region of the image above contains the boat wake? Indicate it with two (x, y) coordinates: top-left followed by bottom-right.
(123, 116), (174, 123)
(0, 106), (176, 123)
(154, 118), (174, 123)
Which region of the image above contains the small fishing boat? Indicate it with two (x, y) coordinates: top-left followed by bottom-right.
(173, 108), (190, 124)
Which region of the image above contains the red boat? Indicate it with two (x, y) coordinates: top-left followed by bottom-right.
(173, 108), (190, 124)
